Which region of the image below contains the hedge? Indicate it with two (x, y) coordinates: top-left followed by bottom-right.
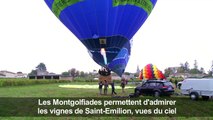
(0, 78), (70, 87)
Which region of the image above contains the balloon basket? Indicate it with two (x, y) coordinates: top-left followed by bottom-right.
(99, 75), (112, 84)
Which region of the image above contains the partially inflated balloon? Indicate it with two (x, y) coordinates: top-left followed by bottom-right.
(44, 0), (157, 76)
(139, 64), (165, 80)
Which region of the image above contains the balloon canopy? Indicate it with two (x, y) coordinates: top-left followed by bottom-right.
(139, 64), (165, 80)
(44, 0), (157, 76)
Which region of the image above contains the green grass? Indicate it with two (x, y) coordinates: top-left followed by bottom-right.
(0, 81), (212, 120)
(0, 82), (133, 97)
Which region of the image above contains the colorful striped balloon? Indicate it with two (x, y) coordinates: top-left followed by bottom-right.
(139, 64), (165, 80)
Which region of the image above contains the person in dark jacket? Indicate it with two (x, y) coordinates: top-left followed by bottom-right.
(111, 82), (117, 95)
(98, 81), (103, 95)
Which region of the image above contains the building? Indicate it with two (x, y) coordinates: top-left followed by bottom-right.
(28, 74), (61, 79)
(0, 70), (16, 78)
(169, 73), (190, 79)
(28, 69), (73, 80)
(0, 73), (6, 78)
(37, 70), (49, 76)
(28, 74), (73, 80)
(0, 70), (27, 78)
(16, 72), (27, 78)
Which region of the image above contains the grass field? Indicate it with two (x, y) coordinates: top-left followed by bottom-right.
(0, 80), (212, 120)
(0, 82), (133, 97)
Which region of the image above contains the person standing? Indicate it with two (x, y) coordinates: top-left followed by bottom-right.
(111, 82), (117, 95)
(121, 78), (126, 93)
(104, 80), (108, 95)
(98, 81), (103, 95)
(175, 79), (178, 88)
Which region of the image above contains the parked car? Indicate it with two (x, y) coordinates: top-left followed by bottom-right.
(181, 78), (213, 100)
(134, 80), (174, 97)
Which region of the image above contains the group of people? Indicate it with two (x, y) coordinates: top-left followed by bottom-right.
(98, 67), (127, 95)
(98, 80), (116, 95)
(98, 67), (111, 76)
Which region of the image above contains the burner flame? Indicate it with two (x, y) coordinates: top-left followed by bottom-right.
(100, 48), (107, 65)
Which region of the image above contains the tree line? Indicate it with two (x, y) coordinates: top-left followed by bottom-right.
(28, 63), (97, 79)
(29, 60), (213, 79)
(164, 60), (213, 77)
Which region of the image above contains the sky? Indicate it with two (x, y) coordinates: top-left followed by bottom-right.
(0, 0), (213, 74)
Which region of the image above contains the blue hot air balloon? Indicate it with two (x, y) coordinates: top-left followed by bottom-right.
(44, 0), (157, 76)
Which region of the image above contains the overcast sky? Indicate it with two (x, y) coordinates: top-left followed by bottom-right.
(0, 0), (213, 74)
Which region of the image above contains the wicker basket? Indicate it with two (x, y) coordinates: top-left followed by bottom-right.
(99, 75), (112, 83)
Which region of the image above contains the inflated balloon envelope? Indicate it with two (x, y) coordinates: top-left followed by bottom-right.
(44, 0), (157, 76)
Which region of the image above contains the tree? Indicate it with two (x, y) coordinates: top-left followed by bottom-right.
(189, 68), (200, 74)
(164, 68), (173, 77)
(177, 63), (185, 73)
(207, 70), (212, 77)
(79, 71), (85, 77)
(205, 61), (213, 77)
(124, 72), (131, 75)
(28, 70), (37, 76)
(68, 68), (79, 78)
(175, 61), (190, 73)
(62, 72), (69, 76)
(189, 60), (200, 74)
(184, 61), (190, 72)
(83, 72), (89, 77)
(193, 60), (198, 70)
(200, 67), (205, 74)
(76, 71), (80, 77)
(36, 63), (47, 71)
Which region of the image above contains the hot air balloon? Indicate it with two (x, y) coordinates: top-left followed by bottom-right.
(139, 64), (165, 80)
(44, 0), (157, 76)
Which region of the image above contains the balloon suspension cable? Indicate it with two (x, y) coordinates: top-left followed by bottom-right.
(100, 48), (107, 65)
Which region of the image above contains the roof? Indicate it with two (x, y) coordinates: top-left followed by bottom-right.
(0, 70), (16, 74)
(28, 74), (62, 77)
(0, 73), (6, 76)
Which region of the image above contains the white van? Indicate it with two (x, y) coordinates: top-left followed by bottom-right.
(181, 78), (213, 100)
